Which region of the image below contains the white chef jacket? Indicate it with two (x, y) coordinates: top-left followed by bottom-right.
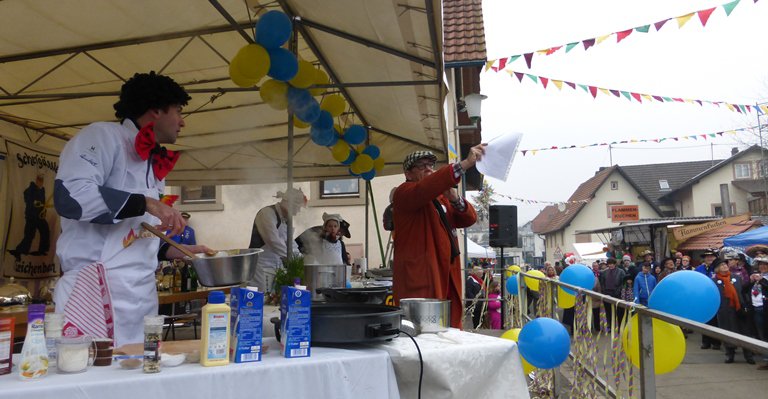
(53, 120), (162, 347)
(250, 203), (298, 291)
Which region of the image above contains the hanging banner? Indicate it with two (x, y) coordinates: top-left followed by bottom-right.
(671, 213), (751, 242)
(3, 140), (61, 278)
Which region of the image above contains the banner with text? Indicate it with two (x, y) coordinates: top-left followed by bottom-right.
(2, 140), (60, 278)
(671, 213), (751, 242)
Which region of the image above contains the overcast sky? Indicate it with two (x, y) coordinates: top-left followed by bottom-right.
(478, 0), (768, 225)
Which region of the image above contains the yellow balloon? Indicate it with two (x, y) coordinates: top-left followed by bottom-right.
(260, 79), (288, 110)
(621, 314), (685, 374)
(309, 69), (329, 96)
(320, 94), (346, 117)
(353, 154), (374, 174)
(557, 287), (575, 309)
(229, 59), (257, 88)
(500, 328), (536, 375)
(505, 265), (522, 277)
(293, 116), (310, 129)
(235, 44), (270, 80)
(331, 141), (351, 162)
(373, 157), (385, 173)
(524, 270), (545, 292)
(334, 124), (343, 135)
(289, 60), (316, 89)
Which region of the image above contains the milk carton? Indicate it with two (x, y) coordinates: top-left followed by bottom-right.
(279, 286), (311, 358)
(229, 286), (264, 363)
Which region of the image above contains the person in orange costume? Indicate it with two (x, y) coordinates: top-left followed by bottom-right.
(392, 144), (486, 328)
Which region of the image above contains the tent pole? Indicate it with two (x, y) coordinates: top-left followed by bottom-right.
(285, 19), (298, 260)
(367, 181), (386, 269)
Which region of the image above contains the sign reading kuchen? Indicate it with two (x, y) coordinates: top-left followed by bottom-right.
(611, 205), (639, 222)
(671, 213), (752, 242)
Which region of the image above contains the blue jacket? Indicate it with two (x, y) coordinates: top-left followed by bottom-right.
(633, 272), (657, 302)
(695, 263), (716, 278)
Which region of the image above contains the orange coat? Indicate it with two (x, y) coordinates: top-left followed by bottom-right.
(392, 165), (477, 328)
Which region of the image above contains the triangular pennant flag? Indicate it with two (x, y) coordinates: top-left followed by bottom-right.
(723, 0), (741, 16)
(709, 133), (716, 138)
(524, 53), (533, 69)
(531, 150), (538, 155)
(761, 105), (768, 114)
(654, 19), (670, 31)
(698, 7), (716, 26)
(583, 38), (596, 50)
(727, 104), (736, 112)
(589, 86), (598, 98)
(738, 104), (747, 113)
(641, 94), (653, 102)
(599, 88), (611, 96)
(635, 24), (651, 33)
(690, 136), (698, 140)
(673, 137), (679, 141)
(578, 84), (589, 92)
(546, 46), (563, 55)
(508, 55), (521, 64)
(717, 132), (724, 136)
(659, 138), (667, 142)
(498, 58), (508, 70)
(676, 12), (695, 28)
(630, 92), (642, 102)
(552, 79), (564, 90)
(526, 74), (539, 83)
(746, 105), (752, 112)
(610, 89), (620, 97)
(700, 134), (708, 140)
(596, 34), (612, 45)
(653, 139), (659, 143)
(695, 100), (703, 106)
(521, 150), (528, 156)
(565, 81), (577, 90)
(616, 29), (633, 43)
(540, 77), (549, 89)
(565, 42), (579, 52)
(734, 104), (743, 114)
(485, 60), (495, 71)
(673, 97), (684, 102)
(512, 71), (524, 82)
(621, 91), (632, 100)
(652, 95), (664, 102)
(536, 49), (550, 55)
(662, 96), (673, 102)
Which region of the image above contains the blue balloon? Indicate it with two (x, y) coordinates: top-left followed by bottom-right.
(342, 151), (356, 165)
(255, 11), (292, 49)
(506, 275), (519, 295)
(361, 169), (376, 181)
(362, 145), (380, 159)
(295, 98), (320, 124)
(312, 110), (334, 131)
(344, 124), (367, 145)
(648, 270), (720, 323)
(559, 264), (594, 295)
(517, 317), (570, 369)
(310, 126), (335, 146)
(267, 48), (298, 81)
(287, 87), (311, 109)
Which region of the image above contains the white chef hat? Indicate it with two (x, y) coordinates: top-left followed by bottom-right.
(322, 212), (343, 224)
(276, 187), (307, 207)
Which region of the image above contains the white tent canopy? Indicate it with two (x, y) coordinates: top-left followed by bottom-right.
(0, 0), (446, 185)
(466, 239), (497, 258)
(572, 242), (607, 261)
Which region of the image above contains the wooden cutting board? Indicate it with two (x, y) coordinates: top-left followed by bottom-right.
(115, 339), (201, 356)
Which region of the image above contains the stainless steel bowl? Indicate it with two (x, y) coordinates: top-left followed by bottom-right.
(190, 249), (262, 287)
(399, 298), (450, 334)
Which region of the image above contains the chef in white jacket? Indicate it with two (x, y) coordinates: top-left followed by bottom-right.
(54, 72), (211, 346)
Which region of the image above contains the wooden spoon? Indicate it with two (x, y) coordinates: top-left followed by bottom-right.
(140, 222), (196, 259)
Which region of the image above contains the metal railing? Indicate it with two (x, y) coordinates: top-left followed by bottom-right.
(510, 270), (768, 399)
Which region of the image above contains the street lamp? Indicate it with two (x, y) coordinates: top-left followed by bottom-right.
(462, 93), (487, 122)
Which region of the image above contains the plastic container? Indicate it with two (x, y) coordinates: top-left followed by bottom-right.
(0, 317), (15, 375)
(44, 313), (64, 370)
(18, 304), (49, 380)
(200, 291), (230, 366)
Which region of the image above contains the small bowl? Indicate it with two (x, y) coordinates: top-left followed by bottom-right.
(160, 353), (186, 367)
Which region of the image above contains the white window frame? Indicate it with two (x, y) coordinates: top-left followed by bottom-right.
(734, 163), (751, 179)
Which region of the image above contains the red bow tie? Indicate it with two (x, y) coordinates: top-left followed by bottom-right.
(134, 122), (179, 180)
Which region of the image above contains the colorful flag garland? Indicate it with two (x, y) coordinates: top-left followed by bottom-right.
(517, 126), (755, 156)
(504, 69), (765, 115)
(491, 192), (591, 206)
(486, 0), (757, 71)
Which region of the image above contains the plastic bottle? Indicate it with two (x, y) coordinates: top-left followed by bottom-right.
(200, 291), (230, 366)
(44, 313), (64, 370)
(18, 304), (49, 380)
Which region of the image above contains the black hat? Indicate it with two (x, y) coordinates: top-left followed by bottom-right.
(700, 248), (718, 257)
(181, 212), (191, 219)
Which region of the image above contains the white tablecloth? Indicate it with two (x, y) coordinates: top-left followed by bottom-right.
(1, 337), (399, 399)
(376, 329), (530, 399)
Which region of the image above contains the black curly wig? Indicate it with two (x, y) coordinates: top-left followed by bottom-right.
(113, 71), (191, 120)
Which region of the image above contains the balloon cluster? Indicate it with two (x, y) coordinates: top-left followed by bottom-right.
(228, 10), (385, 181)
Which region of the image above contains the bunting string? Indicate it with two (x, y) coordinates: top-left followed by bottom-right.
(516, 125), (756, 156)
(486, 0), (758, 71)
(492, 192), (591, 206)
(504, 69), (764, 115)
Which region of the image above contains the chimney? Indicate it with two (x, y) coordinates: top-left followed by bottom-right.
(731, 147), (739, 156)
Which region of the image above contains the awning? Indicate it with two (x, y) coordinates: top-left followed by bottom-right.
(572, 242), (606, 261)
(722, 225), (768, 250)
(0, 0), (447, 185)
(677, 220), (761, 251)
(466, 239), (496, 258)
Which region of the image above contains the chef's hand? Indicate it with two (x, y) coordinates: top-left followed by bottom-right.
(166, 244), (216, 259)
(459, 143), (487, 172)
(145, 197), (185, 237)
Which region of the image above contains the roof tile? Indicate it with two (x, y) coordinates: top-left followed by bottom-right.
(443, 0), (487, 63)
